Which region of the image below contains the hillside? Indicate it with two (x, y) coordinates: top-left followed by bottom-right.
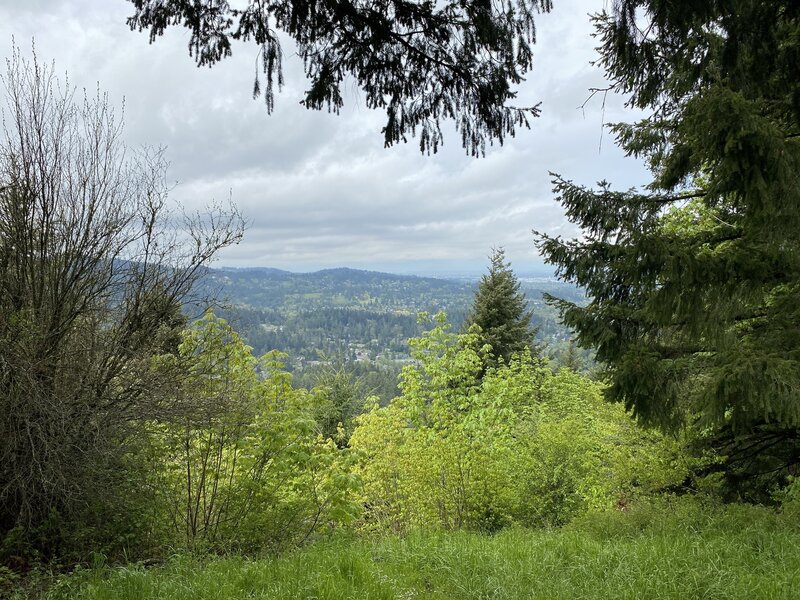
(199, 266), (584, 358)
(202, 267), (476, 313)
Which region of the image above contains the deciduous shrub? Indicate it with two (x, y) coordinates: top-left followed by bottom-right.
(351, 314), (693, 532)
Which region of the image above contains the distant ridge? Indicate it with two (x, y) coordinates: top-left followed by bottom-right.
(309, 267), (442, 282)
(215, 265), (465, 284)
(215, 264), (557, 281)
(199, 265), (477, 312)
(195, 264), (583, 363)
(218, 266), (292, 276)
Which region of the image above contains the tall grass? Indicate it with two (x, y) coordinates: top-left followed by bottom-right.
(38, 498), (800, 600)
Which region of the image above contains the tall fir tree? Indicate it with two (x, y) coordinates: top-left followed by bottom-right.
(535, 1), (800, 496)
(467, 248), (538, 368)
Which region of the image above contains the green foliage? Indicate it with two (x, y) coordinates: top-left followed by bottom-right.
(308, 359), (370, 445)
(126, 0), (553, 155)
(534, 1), (800, 491)
(146, 313), (360, 553)
(547, 338), (596, 375)
(466, 248), (538, 369)
(775, 476), (800, 520)
(44, 499), (800, 600)
(350, 313), (691, 532)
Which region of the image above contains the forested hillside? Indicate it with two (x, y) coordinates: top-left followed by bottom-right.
(201, 266), (589, 384)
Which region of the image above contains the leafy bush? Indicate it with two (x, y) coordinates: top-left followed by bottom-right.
(776, 476), (800, 521)
(143, 313), (360, 553)
(351, 314), (693, 532)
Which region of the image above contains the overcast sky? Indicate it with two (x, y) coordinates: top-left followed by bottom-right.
(0, 0), (649, 275)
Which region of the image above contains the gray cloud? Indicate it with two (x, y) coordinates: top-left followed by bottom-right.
(0, 0), (651, 274)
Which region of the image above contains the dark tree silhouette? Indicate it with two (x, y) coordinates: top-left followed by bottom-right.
(126, 0), (553, 156)
(535, 1), (800, 496)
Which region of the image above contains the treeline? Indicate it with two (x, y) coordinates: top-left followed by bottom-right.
(6, 301), (797, 570)
(213, 295), (589, 407)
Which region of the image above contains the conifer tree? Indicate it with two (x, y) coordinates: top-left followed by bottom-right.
(535, 1), (800, 493)
(556, 340), (584, 373)
(125, 0), (553, 156)
(467, 248), (537, 368)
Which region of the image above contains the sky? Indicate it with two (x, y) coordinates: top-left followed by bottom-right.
(0, 0), (650, 276)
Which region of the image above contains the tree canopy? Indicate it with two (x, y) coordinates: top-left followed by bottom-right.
(125, 0), (552, 156)
(351, 314), (690, 532)
(535, 1), (800, 491)
(466, 248), (537, 368)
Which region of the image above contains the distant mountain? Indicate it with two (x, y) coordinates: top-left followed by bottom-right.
(218, 266), (292, 276)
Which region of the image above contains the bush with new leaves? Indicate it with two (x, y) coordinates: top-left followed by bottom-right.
(147, 313), (360, 553)
(350, 313), (693, 532)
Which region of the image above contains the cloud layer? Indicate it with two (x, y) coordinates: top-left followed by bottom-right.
(0, 0), (651, 274)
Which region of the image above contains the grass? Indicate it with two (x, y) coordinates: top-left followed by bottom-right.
(35, 499), (800, 599)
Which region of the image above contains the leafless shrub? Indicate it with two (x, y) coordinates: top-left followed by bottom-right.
(0, 44), (243, 546)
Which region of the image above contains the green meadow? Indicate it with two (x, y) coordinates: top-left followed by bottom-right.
(40, 501), (800, 600)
